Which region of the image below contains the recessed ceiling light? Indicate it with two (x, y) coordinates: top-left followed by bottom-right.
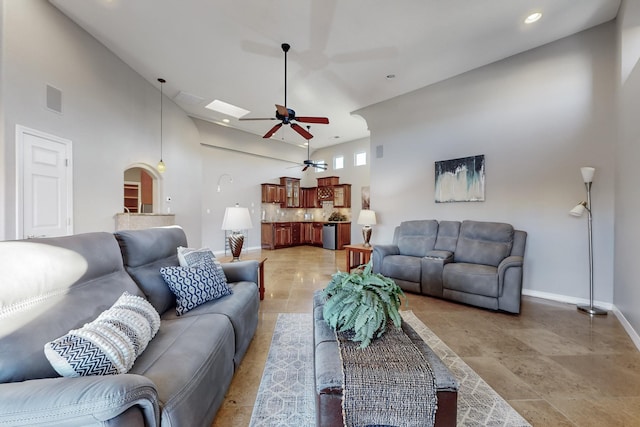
(386, 74), (396, 79)
(205, 99), (250, 118)
(222, 118), (230, 123)
(524, 12), (542, 24)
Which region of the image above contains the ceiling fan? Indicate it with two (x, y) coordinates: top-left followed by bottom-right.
(299, 126), (327, 171)
(239, 43), (329, 140)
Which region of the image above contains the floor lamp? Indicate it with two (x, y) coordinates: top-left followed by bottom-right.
(570, 166), (607, 316)
(221, 203), (253, 262)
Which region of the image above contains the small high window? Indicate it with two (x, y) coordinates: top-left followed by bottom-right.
(355, 151), (367, 166)
(315, 161), (327, 173)
(334, 155), (344, 170)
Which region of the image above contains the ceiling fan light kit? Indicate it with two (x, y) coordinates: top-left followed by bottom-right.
(239, 43), (329, 141)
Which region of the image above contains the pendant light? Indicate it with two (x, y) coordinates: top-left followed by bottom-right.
(157, 78), (166, 173)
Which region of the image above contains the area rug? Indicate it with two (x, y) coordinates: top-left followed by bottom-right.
(249, 312), (531, 427)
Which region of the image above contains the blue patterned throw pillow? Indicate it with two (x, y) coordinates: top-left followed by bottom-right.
(160, 261), (232, 316)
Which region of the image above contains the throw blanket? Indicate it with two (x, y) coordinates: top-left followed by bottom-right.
(337, 321), (438, 427)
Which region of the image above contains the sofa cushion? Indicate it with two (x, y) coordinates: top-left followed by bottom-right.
(116, 226), (188, 315)
(44, 292), (160, 377)
(396, 220), (438, 257)
(454, 221), (514, 267)
(443, 263), (499, 297)
(177, 246), (228, 288)
(434, 221), (461, 252)
(380, 255), (422, 283)
(0, 232), (144, 383)
(160, 262), (232, 316)
(130, 313), (236, 426)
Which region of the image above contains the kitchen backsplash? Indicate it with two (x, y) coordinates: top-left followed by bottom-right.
(261, 202), (351, 222)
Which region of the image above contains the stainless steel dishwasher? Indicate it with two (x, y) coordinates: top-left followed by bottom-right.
(322, 223), (337, 250)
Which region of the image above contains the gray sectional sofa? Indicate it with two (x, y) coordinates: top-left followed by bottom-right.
(0, 226), (259, 426)
(372, 220), (527, 314)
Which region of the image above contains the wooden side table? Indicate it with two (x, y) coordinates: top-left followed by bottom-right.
(218, 256), (267, 300)
(344, 244), (373, 272)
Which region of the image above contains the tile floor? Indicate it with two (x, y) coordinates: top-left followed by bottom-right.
(212, 246), (640, 426)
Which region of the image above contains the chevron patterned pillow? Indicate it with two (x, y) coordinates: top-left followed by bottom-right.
(44, 292), (160, 377)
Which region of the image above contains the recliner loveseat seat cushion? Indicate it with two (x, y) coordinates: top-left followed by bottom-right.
(454, 221), (513, 267)
(380, 255), (422, 283)
(443, 263), (499, 298)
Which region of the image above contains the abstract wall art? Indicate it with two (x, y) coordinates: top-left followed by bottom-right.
(435, 155), (485, 203)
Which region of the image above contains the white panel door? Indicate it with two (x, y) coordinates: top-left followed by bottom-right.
(16, 125), (73, 239)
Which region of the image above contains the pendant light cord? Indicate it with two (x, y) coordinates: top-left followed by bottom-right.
(158, 78), (165, 161)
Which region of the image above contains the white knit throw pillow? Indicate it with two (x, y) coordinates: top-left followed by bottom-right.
(44, 292), (160, 377)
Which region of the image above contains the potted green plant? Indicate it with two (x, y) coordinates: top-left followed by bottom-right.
(322, 261), (405, 348)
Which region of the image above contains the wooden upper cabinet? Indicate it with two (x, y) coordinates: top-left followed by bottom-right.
(301, 187), (319, 208)
(280, 177), (300, 208)
(261, 183), (286, 203)
(333, 184), (351, 208)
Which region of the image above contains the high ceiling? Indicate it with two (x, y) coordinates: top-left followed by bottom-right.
(50, 0), (621, 148)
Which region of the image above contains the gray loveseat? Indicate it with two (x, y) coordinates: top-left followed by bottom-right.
(0, 226), (259, 426)
(372, 220), (527, 314)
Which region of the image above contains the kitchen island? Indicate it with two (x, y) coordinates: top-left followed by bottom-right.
(261, 221), (351, 250)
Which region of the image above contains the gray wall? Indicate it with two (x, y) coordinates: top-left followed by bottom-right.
(358, 23), (617, 308)
(1, 0), (202, 244)
(615, 0), (640, 340)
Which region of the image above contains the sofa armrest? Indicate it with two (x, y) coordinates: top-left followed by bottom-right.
(497, 255), (524, 313)
(497, 255), (523, 277)
(221, 259), (259, 284)
(0, 374), (159, 427)
(371, 245), (400, 273)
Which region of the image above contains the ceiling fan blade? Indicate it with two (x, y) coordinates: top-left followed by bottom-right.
(302, 165), (310, 172)
(295, 116), (330, 124)
(238, 117), (277, 121)
(291, 123), (313, 140)
(275, 104), (289, 117)
(296, 116), (329, 125)
(263, 123), (282, 138)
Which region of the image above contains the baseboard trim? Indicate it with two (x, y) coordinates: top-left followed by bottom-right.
(523, 289), (640, 351)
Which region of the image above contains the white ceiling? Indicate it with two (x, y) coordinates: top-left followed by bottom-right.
(50, 0), (621, 149)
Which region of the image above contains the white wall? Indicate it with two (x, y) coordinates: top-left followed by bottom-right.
(1, 1), (202, 244)
(0, 1), (6, 241)
(194, 118), (306, 252)
(615, 0), (640, 337)
(358, 23), (617, 306)
(307, 137), (371, 244)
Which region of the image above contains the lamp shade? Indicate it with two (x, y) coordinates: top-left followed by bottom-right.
(580, 167), (595, 183)
(357, 209), (377, 226)
(570, 202), (587, 217)
(221, 204), (253, 231)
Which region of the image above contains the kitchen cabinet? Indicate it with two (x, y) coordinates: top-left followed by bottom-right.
(301, 187), (319, 208)
(291, 222), (301, 245)
(262, 221), (349, 249)
(336, 222), (352, 249)
(261, 183), (286, 203)
(333, 184), (351, 208)
(311, 223), (324, 246)
(301, 222), (313, 244)
(280, 177), (300, 208)
(261, 222), (293, 249)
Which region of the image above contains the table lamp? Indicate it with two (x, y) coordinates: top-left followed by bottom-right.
(221, 203), (253, 261)
(357, 209), (377, 247)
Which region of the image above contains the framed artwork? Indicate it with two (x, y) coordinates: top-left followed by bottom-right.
(435, 155), (485, 203)
(361, 186), (370, 209)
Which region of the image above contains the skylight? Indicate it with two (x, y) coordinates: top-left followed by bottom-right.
(205, 100), (250, 118)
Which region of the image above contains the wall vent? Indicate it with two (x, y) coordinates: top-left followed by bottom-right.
(46, 84), (62, 113)
(376, 145), (384, 159)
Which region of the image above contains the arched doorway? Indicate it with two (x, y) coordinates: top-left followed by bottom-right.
(123, 163), (162, 213)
